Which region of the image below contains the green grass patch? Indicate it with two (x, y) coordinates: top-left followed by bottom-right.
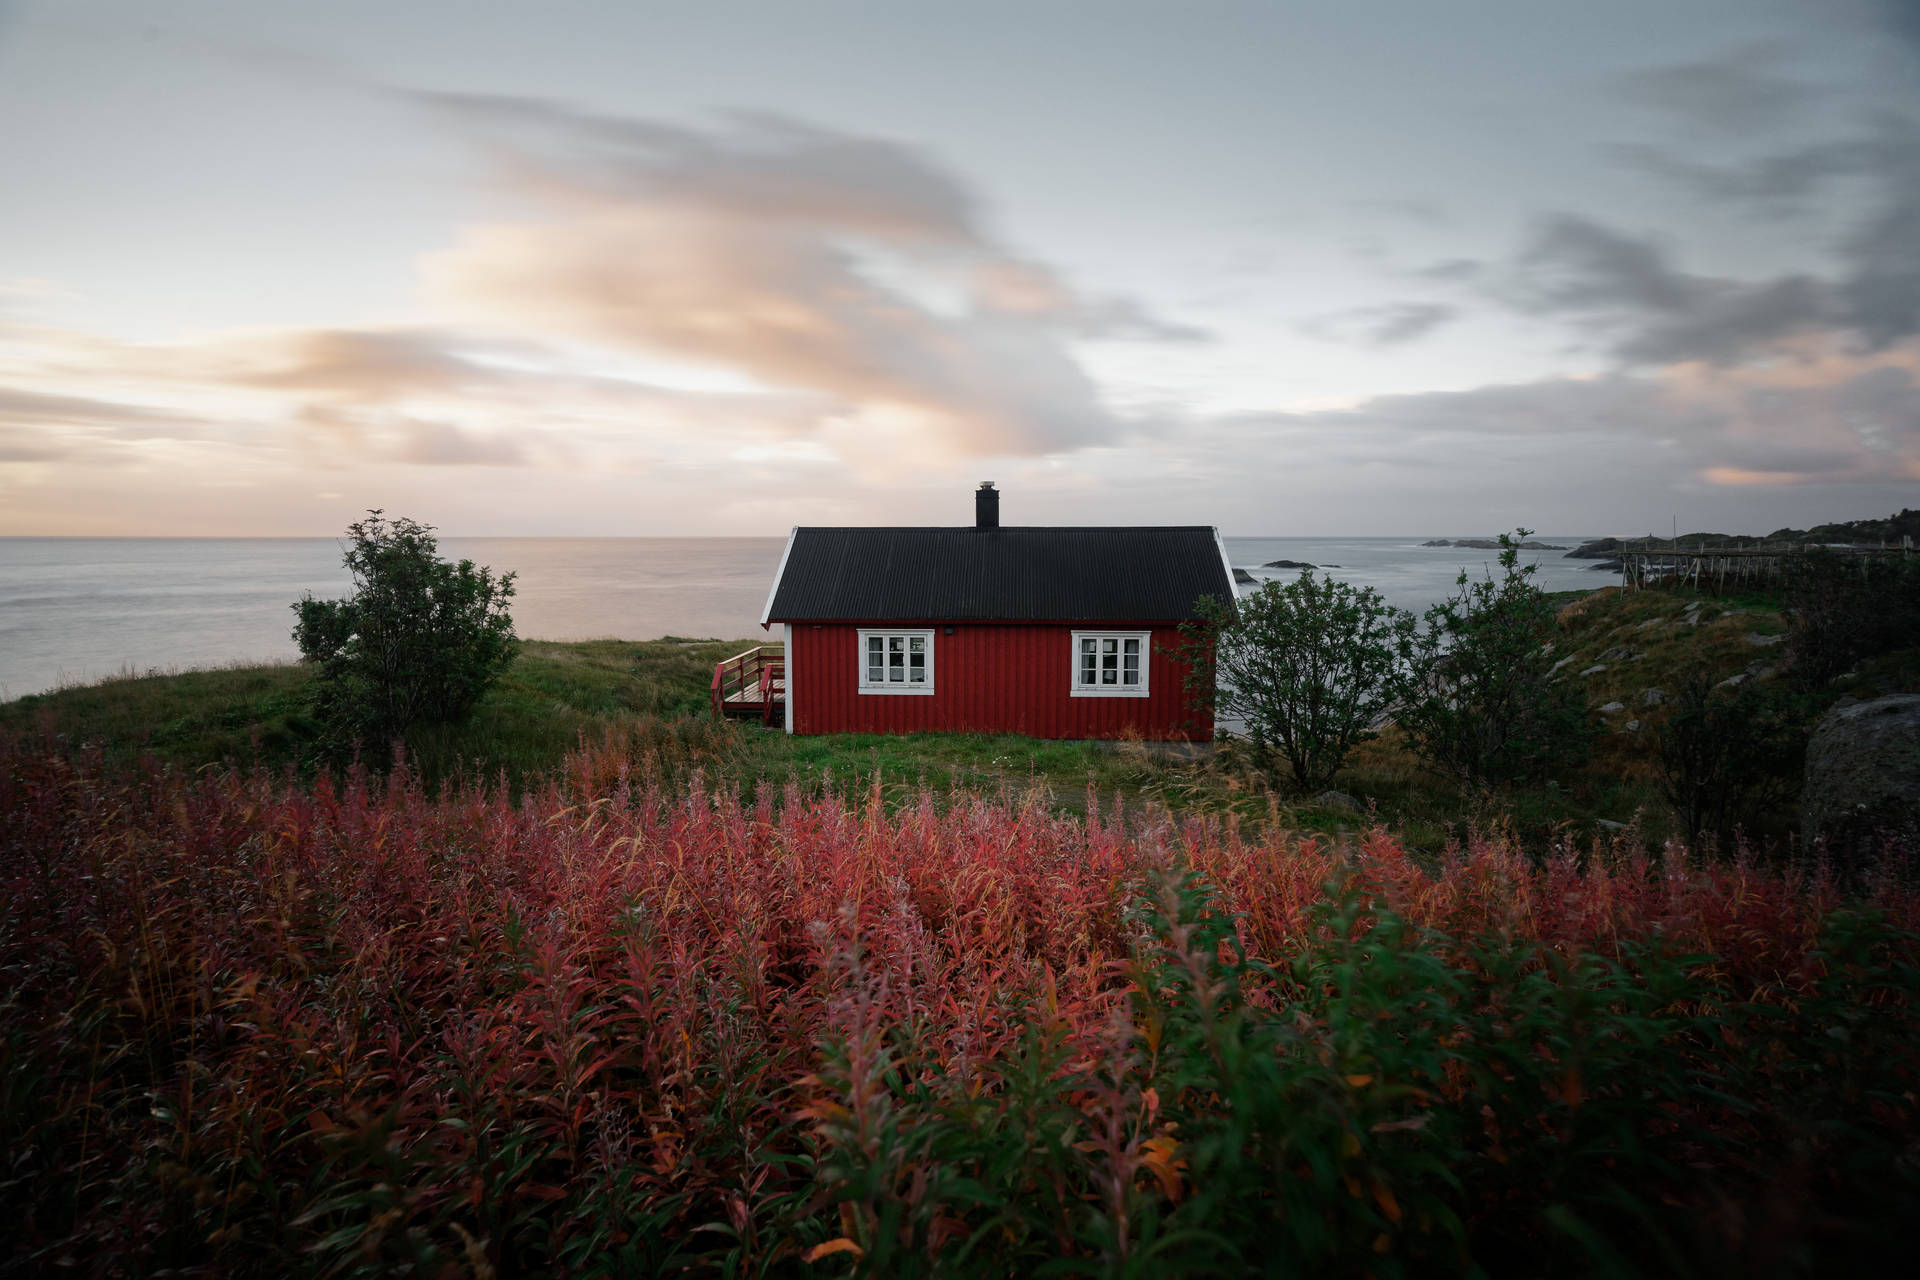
(7, 583), (1908, 855)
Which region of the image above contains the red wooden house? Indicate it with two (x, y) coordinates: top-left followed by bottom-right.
(742, 483), (1233, 741)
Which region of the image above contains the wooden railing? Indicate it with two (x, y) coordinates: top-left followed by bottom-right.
(1620, 542), (1913, 594)
(711, 646), (785, 724)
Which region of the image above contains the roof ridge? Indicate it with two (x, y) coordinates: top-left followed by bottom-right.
(790, 524), (1218, 532)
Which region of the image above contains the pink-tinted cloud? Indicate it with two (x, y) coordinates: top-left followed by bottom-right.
(415, 99), (1200, 457)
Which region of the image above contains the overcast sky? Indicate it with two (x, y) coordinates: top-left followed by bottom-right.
(1, 0), (1915, 536)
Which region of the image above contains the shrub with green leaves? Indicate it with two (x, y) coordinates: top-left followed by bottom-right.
(1656, 663), (1804, 847)
(1783, 548), (1920, 689)
(1179, 572), (1415, 791)
(1398, 530), (1591, 789)
(292, 510), (517, 747)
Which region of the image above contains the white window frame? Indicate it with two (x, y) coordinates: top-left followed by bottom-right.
(857, 628), (936, 695)
(1070, 630), (1151, 698)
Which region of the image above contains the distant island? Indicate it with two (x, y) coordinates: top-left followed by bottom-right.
(1423, 538), (1567, 551)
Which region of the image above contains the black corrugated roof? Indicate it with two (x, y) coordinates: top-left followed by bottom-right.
(763, 526), (1233, 623)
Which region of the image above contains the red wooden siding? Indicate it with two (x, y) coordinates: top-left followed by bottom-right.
(787, 622), (1209, 740)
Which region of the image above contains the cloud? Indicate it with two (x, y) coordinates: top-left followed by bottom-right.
(1207, 337), (1919, 501)
(1834, 129), (1920, 344)
(0, 318), (841, 478)
(0, 432), (64, 462)
(1350, 198), (1450, 228)
(223, 329), (490, 398)
(0, 385), (190, 433)
(1301, 302), (1458, 347)
(414, 97), (1199, 457)
(390, 419), (527, 466)
(1613, 43), (1815, 134)
(1503, 214), (1828, 364)
(1604, 139), (1875, 218)
(1868, 0), (1920, 59)
(417, 94), (987, 239)
(1596, 97), (1920, 350)
(1414, 258), (1483, 283)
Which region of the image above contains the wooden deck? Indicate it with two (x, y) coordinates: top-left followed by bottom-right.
(711, 646), (785, 724)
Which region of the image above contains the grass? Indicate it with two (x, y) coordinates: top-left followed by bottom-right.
(6, 583), (1910, 854)
(0, 637), (754, 788)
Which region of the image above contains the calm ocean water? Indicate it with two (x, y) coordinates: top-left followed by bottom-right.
(0, 534), (1610, 699)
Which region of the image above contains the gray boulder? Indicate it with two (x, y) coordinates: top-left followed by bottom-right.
(1803, 694), (1920, 871)
(1233, 567), (1258, 585)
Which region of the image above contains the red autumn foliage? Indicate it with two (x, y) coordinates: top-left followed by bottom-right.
(2, 729), (1915, 1274)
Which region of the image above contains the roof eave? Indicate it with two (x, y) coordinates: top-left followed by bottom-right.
(758, 526), (798, 630)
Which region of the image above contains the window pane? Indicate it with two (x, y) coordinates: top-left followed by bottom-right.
(1123, 639), (1141, 685)
(909, 649), (925, 681)
(866, 636), (883, 683)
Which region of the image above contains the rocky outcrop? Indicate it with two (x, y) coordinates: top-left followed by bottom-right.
(1260, 559), (1318, 570)
(1232, 567), (1258, 585)
(1425, 538), (1567, 550)
(1803, 694), (1920, 871)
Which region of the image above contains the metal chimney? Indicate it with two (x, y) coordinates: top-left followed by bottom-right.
(975, 480), (999, 529)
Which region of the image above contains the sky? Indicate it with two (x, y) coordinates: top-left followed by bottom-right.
(1, 0), (1916, 537)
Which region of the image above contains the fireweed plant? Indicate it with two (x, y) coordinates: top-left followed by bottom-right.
(2, 732), (1917, 1276)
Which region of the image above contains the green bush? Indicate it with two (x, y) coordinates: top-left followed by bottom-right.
(1783, 549), (1920, 689)
(1656, 663), (1803, 847)
(292, 510), (517, 748)
(1398, 530), (1591, 789)
(1179, 572), (1415, 791)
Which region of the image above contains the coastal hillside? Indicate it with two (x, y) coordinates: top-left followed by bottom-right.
(1563, 506), (1920, 557)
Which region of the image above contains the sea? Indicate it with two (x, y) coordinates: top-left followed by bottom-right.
(0, 535), (1613, 700)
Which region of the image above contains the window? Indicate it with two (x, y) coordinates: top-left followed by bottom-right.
(1071, 631), (1149, 697)
(857, 629), (935, 694)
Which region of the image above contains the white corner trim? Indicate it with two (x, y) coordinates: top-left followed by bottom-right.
(781, 624), (794, 733)
(759, 526), (798, 628)
(1070, 630), (1152, 697)
(1212, 525), (1238, 601)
